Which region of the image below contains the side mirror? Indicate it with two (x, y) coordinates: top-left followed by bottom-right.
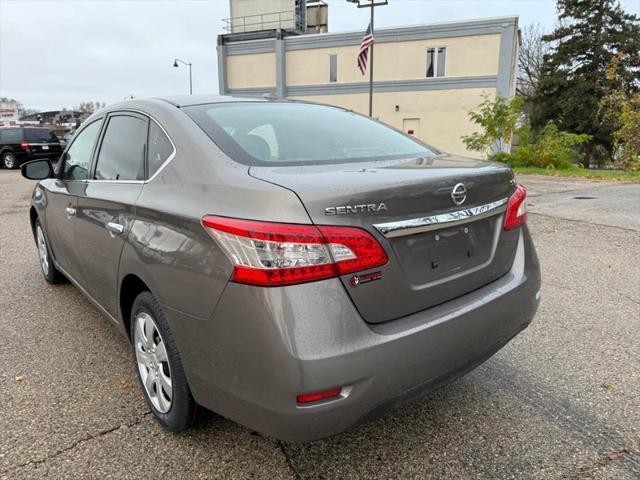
(21, 159), (53, 180)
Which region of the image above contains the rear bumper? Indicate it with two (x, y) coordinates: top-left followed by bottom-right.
(167, 227), (540, 442)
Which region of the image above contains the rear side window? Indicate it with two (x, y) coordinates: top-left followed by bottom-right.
(95, 115), (147, 180)
(0, 129), (22, 143)
(25, 129), (58, 143)
(183, 103), (436, 166)
(147, 121), (173, 178)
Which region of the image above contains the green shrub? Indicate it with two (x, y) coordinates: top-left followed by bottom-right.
(530, 122), (590, 169)
(490, 122), (590, 169)
(462, 95), (524, 154)
(490, 152), (513, 164)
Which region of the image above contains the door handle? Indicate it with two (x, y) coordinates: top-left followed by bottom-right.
(65, 207), (76, 218)
(106, 222), (125, 235)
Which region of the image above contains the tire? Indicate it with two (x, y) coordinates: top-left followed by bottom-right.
(34, 219), (66, 284)
(2, 151), (18, 169)
(130, 291), (199, 432)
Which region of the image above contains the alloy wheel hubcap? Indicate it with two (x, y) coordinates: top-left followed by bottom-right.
(36, 225), (49, 275)
(134, 312), (173, 413)
(4, 153), (16, 169)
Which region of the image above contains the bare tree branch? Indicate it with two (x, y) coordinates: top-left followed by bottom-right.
(517, 24), (550, 100)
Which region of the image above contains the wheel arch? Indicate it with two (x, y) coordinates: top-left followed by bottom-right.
(120, 273), (151, 342)
(29, 206), (38, 238)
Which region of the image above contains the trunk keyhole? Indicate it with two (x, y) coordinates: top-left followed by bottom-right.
(467, 250), (473, 258)
(431, 261), (439, 269)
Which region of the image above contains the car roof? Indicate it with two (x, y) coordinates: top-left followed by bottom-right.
(88, 95), (320, 122)
(153, 95), (269, 108)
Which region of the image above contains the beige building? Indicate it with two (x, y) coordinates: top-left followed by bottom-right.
(217, 13), (519, 157)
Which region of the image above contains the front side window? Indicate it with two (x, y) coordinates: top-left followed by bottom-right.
(94, 115), (147, 181)
(426, 47), (446, 78)
(184, 102), (436, 166)
(61, 120), (103, 180)
(147, 121), (173, 178)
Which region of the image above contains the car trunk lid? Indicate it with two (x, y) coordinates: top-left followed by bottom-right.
(250, 153), (520, 324)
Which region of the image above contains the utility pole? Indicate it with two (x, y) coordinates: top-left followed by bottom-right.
(349, 0), (388, 117)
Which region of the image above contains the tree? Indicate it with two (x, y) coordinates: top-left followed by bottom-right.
(462, 95), (524, 155)
(73, 101), (106, 114)
(531, 0), (640, 166)
(600, 55), (640, 170)
(517, 24), (549, 105)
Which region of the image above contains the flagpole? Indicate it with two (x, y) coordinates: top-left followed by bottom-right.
(350, 0), (387, 117)
(368, 3), (374, 117)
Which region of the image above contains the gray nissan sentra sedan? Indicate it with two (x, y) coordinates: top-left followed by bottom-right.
(21, 96), (540, 442)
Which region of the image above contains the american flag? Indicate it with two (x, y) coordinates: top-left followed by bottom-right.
(357, 22), (374, 75)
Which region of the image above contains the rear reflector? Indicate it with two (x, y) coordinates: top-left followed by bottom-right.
(20, 141), (29, 152)
(202, 216), (388, 287)
(504, 184), (528, 230)
(297, 387), (342, 404)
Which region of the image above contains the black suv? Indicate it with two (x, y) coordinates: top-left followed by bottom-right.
(0, 127), (63, 169)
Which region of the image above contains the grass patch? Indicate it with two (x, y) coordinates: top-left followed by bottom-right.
(513, 166), (640, 183)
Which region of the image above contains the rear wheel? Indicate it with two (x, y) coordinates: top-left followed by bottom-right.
(2, 152), (17, 169)
(131, 291), (198, 431)
(35, 219), (66, 284)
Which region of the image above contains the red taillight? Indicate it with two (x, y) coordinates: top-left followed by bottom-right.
(296, 387), (342, 404)
(504, 184), (528, 230)
(20, 141), (29, 152)
(202, 216), (388, 287)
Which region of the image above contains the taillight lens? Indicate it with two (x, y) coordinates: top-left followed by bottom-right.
(202, 216), (388, 287)
(20, 141), (29, 151)
(504, 184), (528, 230)
(297, 387), (342, 404)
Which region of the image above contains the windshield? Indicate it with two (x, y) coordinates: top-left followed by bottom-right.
(183, 102), (436, 166)
(25, 129), (59, 143)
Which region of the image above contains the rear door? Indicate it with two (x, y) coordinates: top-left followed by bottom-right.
(74, 112), (148, 317)
(0, 128), (26, 166)
(40, 119), (104, 280)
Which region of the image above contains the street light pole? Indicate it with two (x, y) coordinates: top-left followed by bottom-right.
(349, 0), (387, 117)
(173, 58), (193, 95)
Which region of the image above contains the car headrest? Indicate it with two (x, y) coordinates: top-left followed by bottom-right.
(235, 134), (271, 161)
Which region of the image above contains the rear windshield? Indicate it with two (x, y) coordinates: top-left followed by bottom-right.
(183, 102), (436, 166)
(25, 128), (58, 143)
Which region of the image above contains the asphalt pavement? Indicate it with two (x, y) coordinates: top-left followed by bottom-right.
(1, 171), (639, 479)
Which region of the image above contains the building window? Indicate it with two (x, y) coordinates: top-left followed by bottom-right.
(426, 47), (446, 78)
(329, 54), (338, 83)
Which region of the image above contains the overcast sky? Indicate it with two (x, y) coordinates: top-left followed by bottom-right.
(1, 0), (638, 111)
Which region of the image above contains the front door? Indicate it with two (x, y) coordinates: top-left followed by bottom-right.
(74, 112), (148, 318)
(41, 118), (104, 280)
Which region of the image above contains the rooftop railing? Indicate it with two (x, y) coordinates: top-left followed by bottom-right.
(222, 10), (297, 34)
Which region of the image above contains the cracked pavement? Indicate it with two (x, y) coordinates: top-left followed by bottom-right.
(1, 171), (639, 479)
